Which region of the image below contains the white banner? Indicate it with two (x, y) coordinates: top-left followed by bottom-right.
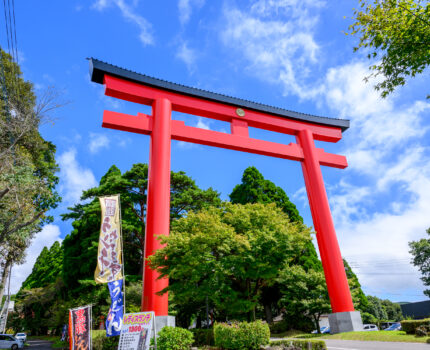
(118, 312), (154, 350)
(95, 195), (123, 283)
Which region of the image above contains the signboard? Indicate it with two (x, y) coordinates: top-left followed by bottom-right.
(95, 195), (123, 283)
(118, 312), (154, 350)
(69, 305), (92, 350)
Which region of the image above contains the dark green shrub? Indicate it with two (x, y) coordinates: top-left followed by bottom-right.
(157, 326), (194, 350)
(269, 320), (289, 334)
(401, 319), (430, 334)
(214, 320), (270, 350)
(415, 325), (429, 337)
(92, 330), (119, 350)
(270, 339), (327, 350)
(190, 328), (214, 346)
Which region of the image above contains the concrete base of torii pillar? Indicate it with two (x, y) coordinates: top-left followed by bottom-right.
(328, 311), (363, 334)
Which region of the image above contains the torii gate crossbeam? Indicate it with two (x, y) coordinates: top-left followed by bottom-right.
(89, 58), (363, 333)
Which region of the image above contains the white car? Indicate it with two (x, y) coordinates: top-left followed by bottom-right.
(14, 334), (26, 343)
(0, 334), (23, 349)
(363, 324), (379, 331)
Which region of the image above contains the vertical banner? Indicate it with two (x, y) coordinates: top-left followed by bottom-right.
(95, 195), (123, 283)
(118, 312), (154, 350)
(106, 279), (124, 337)
(69, 305), (92, 350)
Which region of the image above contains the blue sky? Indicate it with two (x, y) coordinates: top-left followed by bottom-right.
(6, 0), (430, 303)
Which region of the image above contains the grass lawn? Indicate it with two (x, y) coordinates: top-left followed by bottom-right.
(293, 331), (430, 343)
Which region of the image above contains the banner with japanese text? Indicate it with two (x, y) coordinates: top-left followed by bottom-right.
(118, 312), (154, 350)
(106, 279), (124, 337)
(69, 305), (92, 350)
(95, 195), (123, 283)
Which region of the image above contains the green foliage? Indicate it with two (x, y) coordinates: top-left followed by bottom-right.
(415, 325), (429, 337)
(0, 49), (60, 301)
(409, 228), (430, 297)
(149, 202), (311, 322)
(190, 328), (214, 346)
(61, 164), (220, 287)
(364, 295), (402, 322)
(92, 330), (119, 350)
(401, 319), (430, 334)
(344, 259), (368, 312)
(229, 166), (322, 324)
(230, 166), (302, 223)
(270, 339), (327, 350)
(157, 326), (194, 350)
(269, 320), (289, 334)
(348, 0), (430, 98)
(213, 321), (270, 350)
(21, 241), (63, 289)
(278, 265), (331, 333)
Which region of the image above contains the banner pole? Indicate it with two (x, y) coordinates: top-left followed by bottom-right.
(118, 194), (126, 314)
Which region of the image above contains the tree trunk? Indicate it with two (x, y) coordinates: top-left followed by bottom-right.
(264, 302), (273, 324)
(0, 259), (11, 307)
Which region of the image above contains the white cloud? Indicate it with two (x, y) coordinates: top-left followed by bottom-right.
(218, 1), (430, 300)
(89, 133), (110, 154)
(10, 224), (62, 294)
(322, 62), (430, 297)
(220, 1), (323, 99)
(176, 41), (197, 72)
(196, 117), (210, 130)
(58, 149), (97, 204)
(92, 0), (154, 45)
(178, 0), (205, 25)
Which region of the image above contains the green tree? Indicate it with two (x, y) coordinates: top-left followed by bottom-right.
(344, 259), (368, 312)
(348, 0), (430, 98)
(277, 265), (331, 333)
(409, 228), (430, 297)
(149, 202), (312, 327)
(230, 166), (301, 223)
(230, 166), (322, 322)
(0, 49), (60, 303)
(21, 241), (63, 290)
(61, 164), (220, 288)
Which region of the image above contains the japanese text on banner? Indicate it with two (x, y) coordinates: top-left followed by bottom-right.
(95, 195), (123, 283)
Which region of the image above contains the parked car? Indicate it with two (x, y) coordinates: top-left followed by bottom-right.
(312, 326), (329, 334)
(14, 333), (26, 343)
(363, 324), (379, 331)
(384, 323), (401, 331)
(0, 334), (24, 349)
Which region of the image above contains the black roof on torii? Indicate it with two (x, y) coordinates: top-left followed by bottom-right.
(89, 58), (350, 132)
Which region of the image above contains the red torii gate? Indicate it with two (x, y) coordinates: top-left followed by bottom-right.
(89, 59), (362, 333)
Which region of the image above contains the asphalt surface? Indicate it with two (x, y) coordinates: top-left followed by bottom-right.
(324, 339), (430, 349)
(271, 338), (430, 349)
(26, 340), (52, 350)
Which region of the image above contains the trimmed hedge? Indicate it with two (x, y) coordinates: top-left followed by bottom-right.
(270, 339), (327, 350)
(157, 326), (194, 350)
(190, 328), (214, 346)
(214, 320), (270, 350)
(401, 319), (430, 334)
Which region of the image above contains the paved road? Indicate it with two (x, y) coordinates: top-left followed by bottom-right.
(27, 339), (53, 350)
(323, 339), (428, 350)
(271, 338), (430, 349)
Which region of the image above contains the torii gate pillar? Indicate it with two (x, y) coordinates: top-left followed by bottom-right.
(89, 58), (363, 333)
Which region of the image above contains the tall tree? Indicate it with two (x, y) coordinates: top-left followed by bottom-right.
(0, 49), (60, 303)
(278, 265), (331, 333)
(348, 0), (430, 98)
(61, 164), (221, 288)
(149, 202), (312, 327)
(21, 241), (63, 290)
(409, 227), (430, 297)
(230, 166), (322, 322)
